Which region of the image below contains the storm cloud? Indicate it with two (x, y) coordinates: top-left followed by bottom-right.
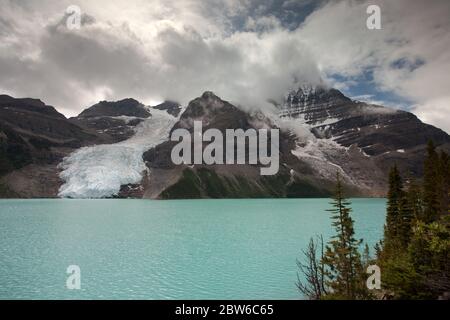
(0, 0), (449, 133)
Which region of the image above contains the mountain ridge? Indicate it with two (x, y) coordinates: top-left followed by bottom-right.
(1, 87), (449, 198)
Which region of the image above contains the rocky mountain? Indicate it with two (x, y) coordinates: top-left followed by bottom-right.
(142, 92), (336, 199)
(280, 85), (354, 122)
(78, 98), (151, 118)
(1, 87), (449, 199)
(0, 96), (164, 197)
(0, 95), (95, 197)
(139, 87), (450, 199)
(70, 98), (152, 143)
(153, 101), (182, 117)
(280, 85), (450, 178)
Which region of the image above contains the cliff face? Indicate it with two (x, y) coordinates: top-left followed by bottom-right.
(280, 85), (354, 123)
(280, 85), (450, 178)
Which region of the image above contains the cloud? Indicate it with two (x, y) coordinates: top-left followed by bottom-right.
(412, 98), (450, 135)
(0, 0), (449, 134)
(0, 0), (322, 116)
(295, 0), (450, 132)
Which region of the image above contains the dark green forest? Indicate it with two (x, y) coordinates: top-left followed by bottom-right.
(298, 141), (450, 300)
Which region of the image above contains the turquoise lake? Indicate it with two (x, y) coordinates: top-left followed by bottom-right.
(0, 198), (386, 300)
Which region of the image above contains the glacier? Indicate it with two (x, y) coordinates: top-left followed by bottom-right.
(58, 108), (178, 198)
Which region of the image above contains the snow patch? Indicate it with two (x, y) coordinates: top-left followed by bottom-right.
(109, 115), (147, 124)
(318, 117), (340, 126)
(359, 147), (371, 157)
(291, 139), (355, 184)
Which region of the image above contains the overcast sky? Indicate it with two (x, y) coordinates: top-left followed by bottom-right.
(1, 0), (449, 132)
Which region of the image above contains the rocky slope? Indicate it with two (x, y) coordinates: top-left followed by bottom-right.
(280, 85), (450, 178)
(0, 95), (96, 197)
(70, 98), (152, 143)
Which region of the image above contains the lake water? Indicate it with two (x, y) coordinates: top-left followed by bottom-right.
(0, 198), (386, 300)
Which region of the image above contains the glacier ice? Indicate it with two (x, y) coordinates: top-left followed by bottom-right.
(58, 109), (178, 198)
(291, 139), (356, 186)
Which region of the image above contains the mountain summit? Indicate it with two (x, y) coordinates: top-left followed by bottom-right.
(277, 86), (450, 177)
(280, 85), (352, 123)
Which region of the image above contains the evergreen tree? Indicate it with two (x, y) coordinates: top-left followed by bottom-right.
(423, 141), (440, 222)
(378, 141), (450, 299)
(322, 173), (366, 299)
(362, 243), (371, 267)
(398, 192), (413, 249)
(374, 241), (382, 261)
(406, 179), (423, 221)
(438, 151), (450, 217)
(383, 165), (403, 255)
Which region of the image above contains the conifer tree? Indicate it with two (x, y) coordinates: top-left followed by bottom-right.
(379, 141), (450, 299)
(362, 243), (371, 266)
(384, 165), (403, 255)
(406, 179), (423, 221)
(322, 173), (366, 299)
(438, 151), (450, 217)
(423, 141), (440, 222)
(398, 192), (413, 249)
(374, 241), (382, 260)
